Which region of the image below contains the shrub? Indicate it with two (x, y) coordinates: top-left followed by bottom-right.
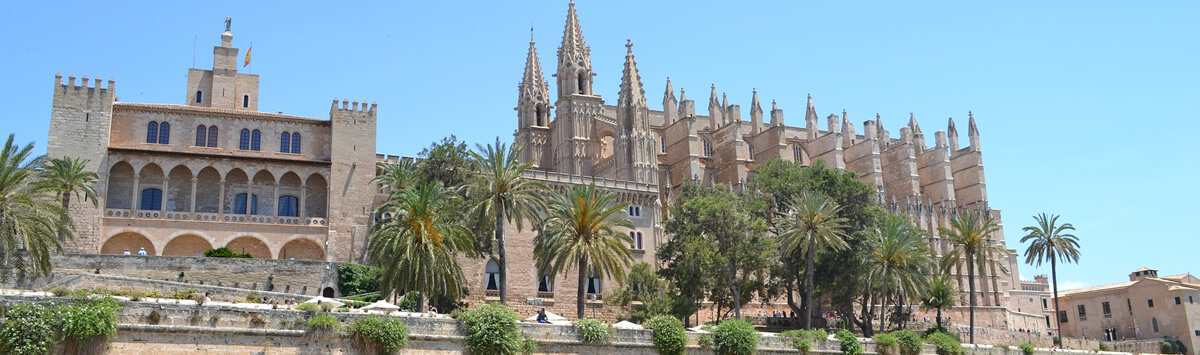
(892, 330), (923, 355)
(781, 329), (828, 354)
(295, 302), (322, 314)
(349, 316), (410, 353)
(575, 318), (610, 344)
(0, 303), (57, 355)
(925, 332), (963, 355)
(61, 298), (122, 341)
(836, 329), (863, 355)
(396, 292), (420, 312)
(459, 304), (526, 355)
(1160, 339), (1187, 354)
(1019, 341), (1035, 355)
(204, 247), (252, 258)
(337, 263), (381, 298)
(51, 287), (71, 297)
(147, 310), (162, 325)
(172, 288), (199, 300)
(643, 315), (686, 355)
(698, 333), (714, 349)
(874, 333), (899, 355)
(306, 313), (340, 332)
(712, 319), (758, 355)
(244, 292), (263, 304)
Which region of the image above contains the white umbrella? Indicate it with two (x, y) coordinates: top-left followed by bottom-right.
(302, 296), (345, 307)
(361, 300), (401, 312)
(614, 320), (644, 330)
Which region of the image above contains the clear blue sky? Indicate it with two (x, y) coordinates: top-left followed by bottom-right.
(2, 1), (1196, 289)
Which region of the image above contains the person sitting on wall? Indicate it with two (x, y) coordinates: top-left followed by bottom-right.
(536, 308), (549, 324)
(136, 247), (148, 256)
(123, 249), (131, 256)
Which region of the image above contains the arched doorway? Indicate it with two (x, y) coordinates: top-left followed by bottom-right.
(161, 234), (212, 257)
(322, 287), (335, 298)
(279, 238), (324, 261)
(225, 236), (271, 259)
(100, 232), (156, 256)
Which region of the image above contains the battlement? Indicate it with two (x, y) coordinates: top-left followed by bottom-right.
(53, 73), (115, 111)
(329, 98), (377, 116)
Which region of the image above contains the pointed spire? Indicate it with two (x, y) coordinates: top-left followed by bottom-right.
(558, 0), (590, 68)
(618, 38), (647, 109)
(520, 29), (549, 103)
(947, 117), (959, 151)
(804, 94), (818, 136)
(875, 113), (888, 142)
(663, 77), (678, 124)
(908, 112), (922, 133)
(750, 89), (764, 134)
(967, 111), (979, 136)
(769, 99), (784, 127)
(707, 84), (722, 129)
(664, 77), (675, 101)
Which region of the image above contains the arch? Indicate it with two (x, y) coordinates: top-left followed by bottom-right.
(162, 234), (213, 257)
(166, 165), (193, 212)
(304, 174), (328, 218)
(291, 132), (301, 153)
(206, 125), (218, 147)
(195, 90), (203, 103)
(577, 70), (588, 95)
(239, 128), (251, 150)
(252, 170), (276, 216)
(279, 238), (324, 261)
(251, 129), (262, 151)
(226, 236), (271, 259)
(106, 162), (135, 209)
(322, 287), (335, 298)
(158, 122), (170, 144)
(279, 172), (303, 217)
(195, 167), (221, 213)
(484, 259), (500, 290)
(138, 164), (165, 211)
(243, 94), (250, 108)
(195, 125), (207, 146)
(101, 232), (156, 256)
(223, 169), (249, 214)
(280, 131), (291, 153)
(146, 121), (159, 143)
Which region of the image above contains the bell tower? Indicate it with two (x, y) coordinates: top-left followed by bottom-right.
(550, 0), (601, 175)
(516, 30), (551, 168)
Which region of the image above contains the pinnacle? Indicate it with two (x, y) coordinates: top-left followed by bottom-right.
(618, 38), (646, 108)
(558, 0), (590, 68)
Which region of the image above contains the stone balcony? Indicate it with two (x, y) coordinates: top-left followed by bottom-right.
(104, 209), (328, 227)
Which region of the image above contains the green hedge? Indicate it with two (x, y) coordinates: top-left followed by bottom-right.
(925, 331), (964, 355)
(836, 329), (863, 355)
(873, 332), (899, 355)
(306, 313), (340, 332)
(892, 330), (924, 355)
(712, 319), (758, 355)
(575, 318), (610, 344)
(204, 247), (252, 258)
(459, 304), (532, 355)
(643, 315), (686, 355)
(781, 329), (827, 354)
(349, 316), (410, 353)
(1019, 341), (1036, 355)
(0, 298), (123, 355)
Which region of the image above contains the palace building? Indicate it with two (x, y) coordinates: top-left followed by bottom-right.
(49, 3), (1031, 323)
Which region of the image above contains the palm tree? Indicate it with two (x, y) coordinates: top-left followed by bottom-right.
(1020, 213), (1080, 347)
(778, 191), (849, 329)
(374, 158), (419, 193)
(368, 182), (474, 311)
(467, 138), (545, 303)
(921, 273), (956, 330)
(36, 157), (98, 242)
(939, 210), (1004, 344)
(534, 185), (633, 319)
(0, 134), (70, 282)
(865, 213), (933, 332)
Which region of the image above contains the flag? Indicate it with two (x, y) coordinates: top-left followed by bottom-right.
(243, 46), (252, 68)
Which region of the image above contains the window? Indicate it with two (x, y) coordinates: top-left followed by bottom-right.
(1195, 330), (1200, 336)
(1102, 301), (1112, 318)
(660, 135), (667, 153)
(243, 95), (249, 108)
(158, 122), (170, 144)
(146, 121), (159, 143)
(280, 132), (291, 153)
(195, 125), (207, 146)
(793, 144), (804, 163)
(586, 270), (601, 296)
(278, 195), (299, 217)
(1152, 317), (1159, 333)
(1042, 298), (1049, 309)
(635, 231), (643, 250)
(239, 129), (251, 150)
(207, 125), (218, 147)
(250, 129), (262, 151)
(703, 139), (713, 157)
(1127, 298), (1133, 313)
(748, 144), (755, 159)
(139, 188), (162, 210)
(1077, 304), (1087, 321)
(628, 205), (641, 217)
(1175, 297), (1182, 305)
(537, 272), (553, 293)
(1148, 299), (1155, 308)
(484, 260), (500, 291)
(195, 90), (203, 103)
(234, 193), (259, 214)
(291, 132), (301, 153)
(1191, 296), (1195, 304)
(1058, 310), (1068, 323)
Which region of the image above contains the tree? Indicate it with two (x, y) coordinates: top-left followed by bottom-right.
(939, 210), (1004, 344)
(863, 213), (932, 333)
(921, 273), (956, 330)
(0, 135), (70, 283)
(374, 158), (419, 193)
(36, 157), (98, 243)
(416, 136), (472, 188)
(1020, 213), (1080, 346)
(609, 261), (672, 322)
(535, 185), (634, 319)
(656, 226), (719, 326)
(368, 182), (475, 311)
(467, 138), (545, 304)
(778, 191), (849, 328)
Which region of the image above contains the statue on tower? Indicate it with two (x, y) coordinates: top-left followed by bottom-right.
(224, 17), (232, 32)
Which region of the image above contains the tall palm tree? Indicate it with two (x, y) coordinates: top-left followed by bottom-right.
(373, 158), (419, 193)
(778, 191), (849, 329)
(36, 157), (98, 242)
(468, 138), (545, 303)
(1020, 213), (1080, 346)
(921, 273), (956, 330)
(534, 185), (633, 319)
(865, 213), (933, 332)
(939, 210), (1004, 344)
(0, 135), (70, 282)
(368, 182), (474, 311)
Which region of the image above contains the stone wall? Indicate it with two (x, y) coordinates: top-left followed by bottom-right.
(39, 254), (337, 296)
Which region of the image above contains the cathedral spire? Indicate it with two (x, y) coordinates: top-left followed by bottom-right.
(750, 89), (764, 134)
(707, 84), (722, 129)
(804, 94), (819, 138)
(618, 39), (647, 109)
(520, 29), (549, 108)
(663, 77), (678, 124)
(947, 117), (959, 151)
(967, 111), (981, 151)
(556, 0), (592, 97)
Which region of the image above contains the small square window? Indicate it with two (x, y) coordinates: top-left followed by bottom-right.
(1174, 297), (1182, 305)
(1148, 299), (1155, 308)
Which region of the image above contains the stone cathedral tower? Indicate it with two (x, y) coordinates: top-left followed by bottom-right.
(549, 0), (602, 175)
(614, 40), (658, 184)
(516, 31), (551, 168)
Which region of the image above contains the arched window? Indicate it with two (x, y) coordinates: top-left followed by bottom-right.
(793, 144), (804, 163)
(577, 71), (588, 94)
(703, 139), (713, 157)
(207, 125), (218, 147)
(234, 193), (259, 214)
(278, 195), (299, 217)
(140, 188), (162, 210)
(158, 122), (170, 144)
(195, 90), (203, 103)
(239, 129), (250, 150)
(146, 121), (159, 143)
(485, 259), (501, 291)
(586, 269), (602, 296)
(1152, 317), (1159, 333)
(251, 130), (262, 151)
(280, 132), (291, 153)
(243, 95), (250, 108)
(635, 231), (644, 250)
(291, 132), (301, 153)
(195, 125), (207, 146)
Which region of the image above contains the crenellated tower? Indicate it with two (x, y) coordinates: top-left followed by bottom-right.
(614, 39), (658, 184)
(329, 99), (378, 262)
(515, 30), (551, 168)
(48, 74), (116, 253)
(550, 0), (602, 175)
